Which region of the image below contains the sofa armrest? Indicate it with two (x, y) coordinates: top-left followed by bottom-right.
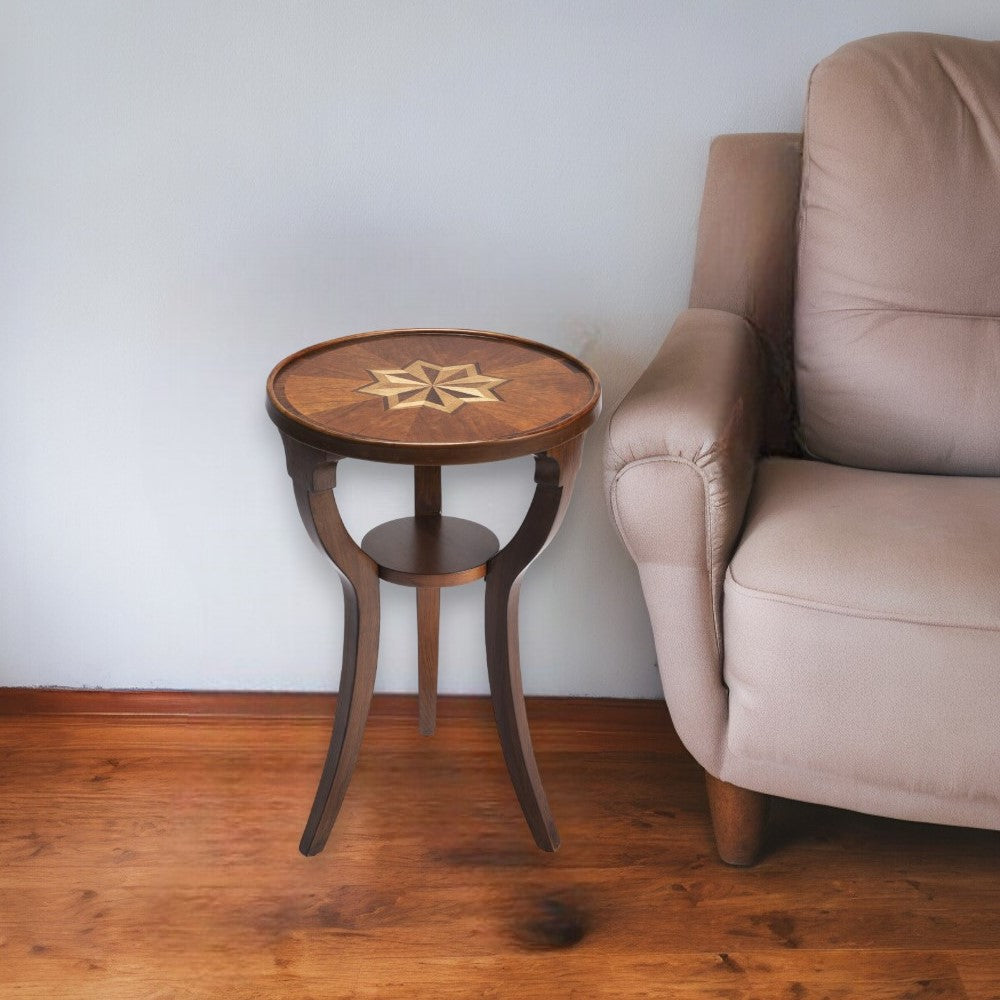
(604, 307), (764, 773)
(606, 307), (764, 583)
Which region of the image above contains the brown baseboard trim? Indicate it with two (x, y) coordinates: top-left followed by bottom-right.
(0, 688), (672, 728)
(0, 688), (344, 718)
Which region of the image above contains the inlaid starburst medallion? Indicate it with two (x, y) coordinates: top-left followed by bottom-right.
(357, 360), (507, 413)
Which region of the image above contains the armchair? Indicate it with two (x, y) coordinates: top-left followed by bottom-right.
(605, 32), (1000, 865)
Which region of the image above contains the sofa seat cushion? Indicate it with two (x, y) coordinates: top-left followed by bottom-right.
(721, 457), (1000, 828)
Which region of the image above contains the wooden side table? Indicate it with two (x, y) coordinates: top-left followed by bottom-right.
(266, 328), (601, 856)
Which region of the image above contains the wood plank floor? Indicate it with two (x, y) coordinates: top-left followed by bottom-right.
(1, 692), (998, 999)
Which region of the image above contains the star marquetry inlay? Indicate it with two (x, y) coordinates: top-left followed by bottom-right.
(357, 360), (507, 413)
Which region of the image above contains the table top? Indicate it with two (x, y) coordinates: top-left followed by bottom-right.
(266, 329), (601, 464)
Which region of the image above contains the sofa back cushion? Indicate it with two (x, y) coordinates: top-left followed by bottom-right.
(794, 32), (1000, 474)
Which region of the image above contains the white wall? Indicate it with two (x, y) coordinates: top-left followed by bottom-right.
(2, 1), (998, 696)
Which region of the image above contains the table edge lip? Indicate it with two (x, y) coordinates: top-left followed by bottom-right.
(265, 327), (602, 464)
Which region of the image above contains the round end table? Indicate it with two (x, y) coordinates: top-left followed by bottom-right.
(266, 328), (600, 855)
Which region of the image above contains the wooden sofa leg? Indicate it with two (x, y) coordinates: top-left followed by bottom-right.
(705, 772), (768, 867)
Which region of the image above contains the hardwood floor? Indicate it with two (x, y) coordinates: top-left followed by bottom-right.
(1, 691), (998, 999)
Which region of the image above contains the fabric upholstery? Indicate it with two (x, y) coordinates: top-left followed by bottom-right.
(795, 32), (1000, 475)
(722, 458), (1000, 828)
(690, 133), (803, 456)
(605, 308), (763, 774)
(606, 32), (1000, 837)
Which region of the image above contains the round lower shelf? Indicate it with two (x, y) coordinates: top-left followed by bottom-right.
(360, 515), (500, 587)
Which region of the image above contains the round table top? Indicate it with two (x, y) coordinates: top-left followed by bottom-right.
(266, 329), (601, 465)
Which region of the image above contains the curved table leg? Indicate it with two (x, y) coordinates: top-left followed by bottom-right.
(484, 435), (584, 851)
(281, 436), (381, 857)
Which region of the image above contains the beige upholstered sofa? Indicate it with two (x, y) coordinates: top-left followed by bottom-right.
(605, 32), (1000, 865)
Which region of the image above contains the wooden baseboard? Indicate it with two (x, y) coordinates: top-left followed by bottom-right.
(0, 688), (345, 718)
(0, 687), (674, 730)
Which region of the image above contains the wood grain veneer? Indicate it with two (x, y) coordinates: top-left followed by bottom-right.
(1, 690), (997, 999)
(266, 328), (601, 465)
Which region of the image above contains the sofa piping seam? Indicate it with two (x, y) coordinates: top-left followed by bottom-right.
(610, 455), (721, 656)
(808, 306), (1000, 321)
(726, 571), (1000, 633)
(722, 749), (1000, 810)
